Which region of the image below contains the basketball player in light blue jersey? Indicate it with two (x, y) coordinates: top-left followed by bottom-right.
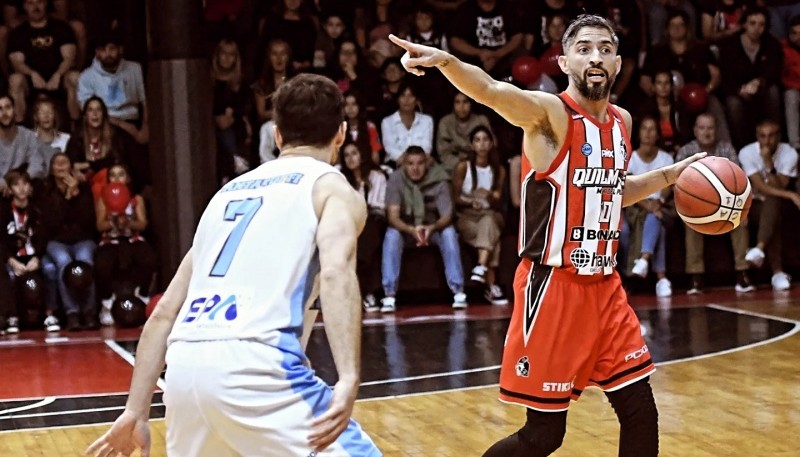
(87, 74), (382, 457)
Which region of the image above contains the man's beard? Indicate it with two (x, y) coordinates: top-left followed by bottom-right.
(0, 117), (14, 129)
(571, 70), (615, 101)
(100, 58), (121, 71)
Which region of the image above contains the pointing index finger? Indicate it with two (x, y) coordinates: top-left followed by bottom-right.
(388, 34), (413, 51)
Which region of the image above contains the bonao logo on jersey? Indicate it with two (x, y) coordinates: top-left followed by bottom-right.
(182, 294), (238, 323)
(569, 226), (621, 241)
(569, 248), (617, 269)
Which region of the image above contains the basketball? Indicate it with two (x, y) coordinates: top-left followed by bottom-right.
(674, 156), (752, 235)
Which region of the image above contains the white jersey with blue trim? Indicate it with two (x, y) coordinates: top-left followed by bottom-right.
(167, 156), (338, 348)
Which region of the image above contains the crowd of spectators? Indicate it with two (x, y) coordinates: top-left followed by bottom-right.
(2, 0), (800, 332)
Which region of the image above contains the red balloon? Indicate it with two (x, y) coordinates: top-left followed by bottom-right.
(679, 83), (709, 114)
(539, 45), (562, 77)
(102, 182), (131, 214)
(146, 293), (163, 318)
(512, 56), (543, 86)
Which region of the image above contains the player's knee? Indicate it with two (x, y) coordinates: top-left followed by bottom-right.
(606, 378), (658, 426)
(518, 409), (567, 455)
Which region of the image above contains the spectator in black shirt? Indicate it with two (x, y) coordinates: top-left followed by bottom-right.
(449, 0), (523, 78)
(7, 0), (80, 122)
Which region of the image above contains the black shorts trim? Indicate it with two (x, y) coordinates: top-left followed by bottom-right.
(590, 358), (654, 386)
(500, 387), (571, 405)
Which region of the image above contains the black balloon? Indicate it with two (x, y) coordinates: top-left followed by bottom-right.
(17, 274), (44, 310)
(111, 295), (147, 328)
(63, 261), (94, 294)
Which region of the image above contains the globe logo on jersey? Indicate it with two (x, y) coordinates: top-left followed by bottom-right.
(569, 248), (593, 268)
(182, 294), (238, 323)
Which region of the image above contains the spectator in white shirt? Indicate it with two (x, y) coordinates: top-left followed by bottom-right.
(380, 82), (433, 166)
(738, 119), (800, 291)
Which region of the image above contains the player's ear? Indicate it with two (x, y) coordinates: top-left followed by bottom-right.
(274, 124), (283, 150)
(614, 55), (622, 76)
(332, 121), (347, 149)
(558, 55), (568, 74)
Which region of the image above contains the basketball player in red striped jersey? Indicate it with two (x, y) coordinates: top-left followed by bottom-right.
(390, 15), (705, 456)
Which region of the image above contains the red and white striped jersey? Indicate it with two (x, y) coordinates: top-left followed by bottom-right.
(518, 93), (631, 276)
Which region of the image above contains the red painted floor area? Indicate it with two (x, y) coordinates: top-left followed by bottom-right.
(0, 328), (141, 399)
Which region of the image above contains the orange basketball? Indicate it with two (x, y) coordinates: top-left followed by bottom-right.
(674, 156), (752, 235)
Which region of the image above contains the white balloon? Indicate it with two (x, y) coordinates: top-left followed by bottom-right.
(529, 74), (558, 94)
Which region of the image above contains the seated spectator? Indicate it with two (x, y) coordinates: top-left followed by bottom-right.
(0, 169), (58, 332)
(782, 15), (800, 150)
(253, 39), (295, 163)
(643, 0), (697, 48)
(717, 7), (783, 149)
(313, 12), (348, 71)
(404, 4), (450, 118)
(380, 82), (433, 167)
(381, 146), (466, 312)
(77, 29), (149, 188)
(738, 119), (800, 291)
(700, 0), (745, 47)
(451, 126), (507, 305)
(38, 152), (98, 331)
(95, 164), (156, 326)
(8, 0), (80, 122)
(211, 38), (252, 185)
(354, 0), (404, 50)
(343, 90), (382, 164)
(621, 117), (675, 297)
(449, 0), (523, 78)
(534, 13), (568, 92)
(374, 57), (408, 122)
(340, 140), (387, 312)
(768, 1), (800, 40)
(65, 96), (126, 198)
(0, 94), (50, 189)
(636, 70), (690, 154)
(639, 9), (730, 143)
(676, 113), (753, 294)
(32, 97), (69, 156)
(258, 0), (317, 72)
(327, 39), (379, 110)
(437, 91), (493, 175)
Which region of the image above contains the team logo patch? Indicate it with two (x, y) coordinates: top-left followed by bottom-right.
(581, 143), (593, 156)
(515, 356), (530, 377)
(620, 138), (628, 160)
(569, 248), (617, 270)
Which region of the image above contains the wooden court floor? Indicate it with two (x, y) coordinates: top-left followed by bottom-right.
(2, 294), (799, 456)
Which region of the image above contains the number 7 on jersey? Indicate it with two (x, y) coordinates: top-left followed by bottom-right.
(210, 197), (263, 277)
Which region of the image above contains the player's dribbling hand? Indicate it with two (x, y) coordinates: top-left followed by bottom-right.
(669, 152), (707, 184)
(308, 379), (358, 452)
(86, 410), (151, 457)
(388, 34), (449, 76)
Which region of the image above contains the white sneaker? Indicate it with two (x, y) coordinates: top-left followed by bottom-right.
(363, 294), (379, 313)
(134, 286), (149, 304)
(43, 315), (60, 332)
(771, 272), (791, 291)
(745, 247), (765, 267)
(655, 278), (672, 297)
(99, 308), (115, 326)
(631, 258), (649, 278)
(6, 316), (19, 334)
(484, 284), (509, 305)
(470, 265), (487, 283)
(380, 296), (396, 313)
(452, 292), (468, 309)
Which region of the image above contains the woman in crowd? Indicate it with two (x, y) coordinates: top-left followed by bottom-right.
(343, 90), (382, 164)
(339, 140), (387, 312)
(451, 126), (508, 306)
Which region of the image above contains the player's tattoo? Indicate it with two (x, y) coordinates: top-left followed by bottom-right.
(437, 58), (451, 68)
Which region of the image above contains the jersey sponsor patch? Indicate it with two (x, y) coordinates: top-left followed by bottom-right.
(178, 288), (253, 328)
(569, 227), (621, 242)
(571, 168), (625, 188)
(569, 248), (617, 270)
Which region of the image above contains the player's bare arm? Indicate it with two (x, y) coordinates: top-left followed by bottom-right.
(389, 34), (567, 171)
(624, 151), (708, 207)
(86, 249), (194, 457)
(308, 173), (367, 451)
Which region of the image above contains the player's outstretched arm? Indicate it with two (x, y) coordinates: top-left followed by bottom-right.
(86, 249), (194, 457)
(388, 34), (551, 130)
(623, 153), (707, 207)
(308, 173), (367, 452)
